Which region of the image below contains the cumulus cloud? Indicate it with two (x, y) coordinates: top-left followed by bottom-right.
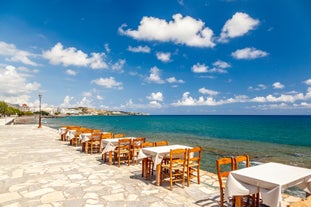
(0, 41), (38, 66)
(147, 92), (163, 102)
(199, 88), (219, 96)
(146, 92), (163, 108)
(119, 13), (215, 48)
(172, 87), (311, 107)
(248, 84), (267, 91)
(66, 69), (76, 76)
(146, 66), (165, 84)
(156, 52), (171, 62)
(0, 65), (40, 104)
(218, 12), (260, 43)
(91, 77), (123, 90)
(304, 79), (311, 85)
(111, 59), (126, 72)
(191, 63), (208, 73)
(232, 47), (268, 59)
(42, 42), (108, 69)
(60, 95), (74, 108)
(166, 77), (184, 84)
(128, 45), (151, 53)
(273, 82), (285, 89)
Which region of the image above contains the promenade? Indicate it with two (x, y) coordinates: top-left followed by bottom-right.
(0, 125), (301, 206)
(0, 125), (220, 206)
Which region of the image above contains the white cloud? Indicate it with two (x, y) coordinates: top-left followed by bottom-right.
(304, 79), (311, 85)
(96, 95), (104, 100)
(219, 12), (260, 43)
(104, 43), (111, 53)
(0, 41), (38, 66)
(191, 63), (208, 73)
(213, 60), (231, 69)
(273, 82), (285, 89)
(166, 77), (184, 83)
(66, 69), (76, 76)
(199, 88), (219, 96)
(60, 95), (74, 107)
(82, 92), (92, 97)
(156, 52), (171, 62)
(0, 65), (40, 104)
(172, 92), (222, 106)
(128, 45), (151, 53)
(111, 59), (126, 72)
(248, 84), (267, 91)
(147, 92), (163, 102)
(146, 66), (165, 84)
(91, 77), (123, 90)
(42, 42), (108, 69)
(78, 97), (92, 107)
(119, 13), (215, 48)
(232, 47), (268, 59)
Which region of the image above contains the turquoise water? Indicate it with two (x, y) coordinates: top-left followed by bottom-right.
(46, 115), (311, 173)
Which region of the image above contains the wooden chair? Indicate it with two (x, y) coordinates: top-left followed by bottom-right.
(101, 132), (113, 139)
(113, 133), (125, 138)
(131, 137), (146, 164)
(100, 132), (114, 161)
(160, 148), (187, 191)
(141, 142), (155, 177)
(87, 132), (102, 154)
(216, 157), (235, 207)
(155, 140), (169, 146)
(234, 155), (260, 207)
(186, 146), (202, 187)
(113, 138), (131, 167)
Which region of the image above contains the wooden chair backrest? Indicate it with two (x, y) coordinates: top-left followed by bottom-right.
(141, 141), (154, 148)
(216, 157), (234, 183)
(132, 137), (146, 148)
(155, 140), (169, 146)
(113, 133), (126, 138)
(187, 146), (202, 164)
(90, 132), (102, 141)
(117, 138), (131, 150)
(101, 132), (113, 139)
(169, 148), (187, 166)
(234, 155), (250, 170)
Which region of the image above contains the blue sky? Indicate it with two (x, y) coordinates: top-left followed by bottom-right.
(1, 0), (311, 115)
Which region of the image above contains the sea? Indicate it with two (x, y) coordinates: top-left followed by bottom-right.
(46, 115), (311, 174)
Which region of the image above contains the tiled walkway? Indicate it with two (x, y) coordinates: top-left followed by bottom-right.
(0, 125), (302, 206)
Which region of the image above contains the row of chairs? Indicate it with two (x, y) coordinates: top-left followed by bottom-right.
(216, 155), (260, 207)
(102, 137), (146, 167)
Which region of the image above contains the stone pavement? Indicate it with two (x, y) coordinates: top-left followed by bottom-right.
(0, 125), (221, 207)
(0, 125), (302, 207)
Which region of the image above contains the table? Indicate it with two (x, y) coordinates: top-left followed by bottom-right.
(65, 129), (76, 141)
(101, 137), (136, 164)
(225, 162), (311, 207)
(137, 144), (191, 186)
(58, 127), (67, 141)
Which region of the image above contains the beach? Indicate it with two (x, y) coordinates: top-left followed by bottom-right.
(0, 124), (304, 206)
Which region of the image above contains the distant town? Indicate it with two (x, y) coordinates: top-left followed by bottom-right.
(0, 101), (147, 117)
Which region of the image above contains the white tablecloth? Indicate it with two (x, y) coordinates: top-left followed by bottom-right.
(101, 137), (136, 154)
(58, 127), (67, 135)
(225, 162), (311, 207)
(66, 130), (76, 140)
(137, 144), (191, 170)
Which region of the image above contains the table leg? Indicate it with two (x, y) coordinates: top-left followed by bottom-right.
(109, 151), (112, 165)
(235, 196), (244, 207)
(85, 141), (88, 153)
(156, 164), (161, 186)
